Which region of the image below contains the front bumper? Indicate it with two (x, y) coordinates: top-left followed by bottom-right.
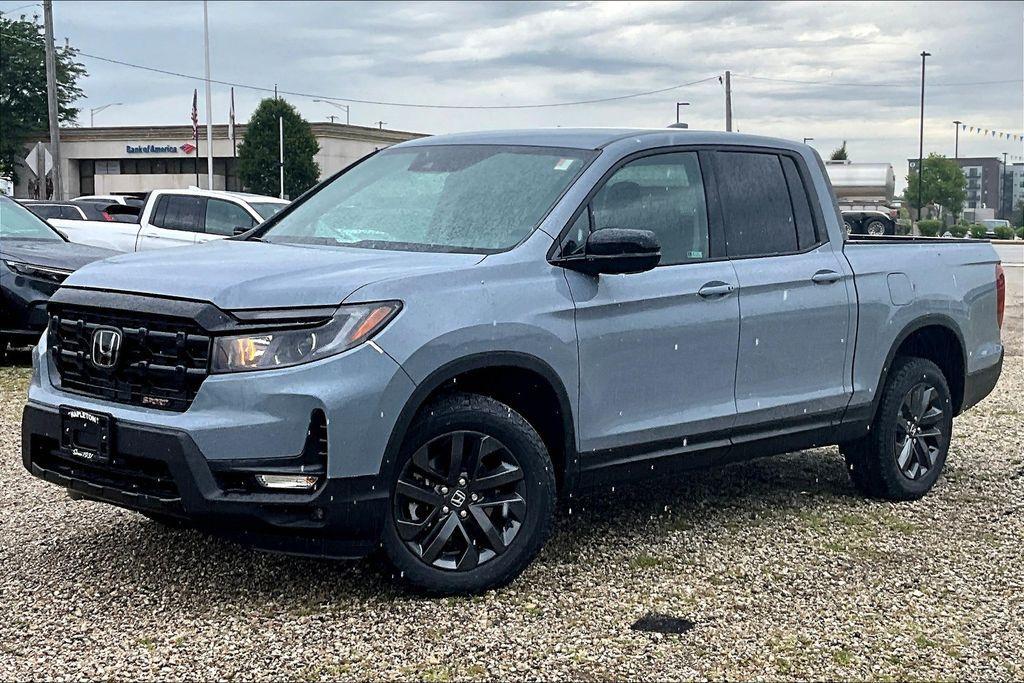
(22, 403), (388, 558)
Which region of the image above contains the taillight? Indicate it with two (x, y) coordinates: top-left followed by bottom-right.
(101, 211), (113, 221)
(996, 263), (1005, 329)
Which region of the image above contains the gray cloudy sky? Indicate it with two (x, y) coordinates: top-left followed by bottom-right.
(13, 0), (1024, 191)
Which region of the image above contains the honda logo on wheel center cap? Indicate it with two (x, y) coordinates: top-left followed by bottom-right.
(449, 489), (466, 508)
(91, 327), (122, 369)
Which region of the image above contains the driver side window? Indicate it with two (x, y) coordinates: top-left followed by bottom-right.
(587, 151), (710, 266)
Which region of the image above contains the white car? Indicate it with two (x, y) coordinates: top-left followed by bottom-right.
(50, 189), (289, 252)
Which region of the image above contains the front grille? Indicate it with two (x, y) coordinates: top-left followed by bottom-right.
(48, 305), (211, 412)
(32, 435), (181, 501)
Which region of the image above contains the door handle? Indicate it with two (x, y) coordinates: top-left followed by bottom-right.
(811, 270), (841, 284)
(697, 281), (736, 298)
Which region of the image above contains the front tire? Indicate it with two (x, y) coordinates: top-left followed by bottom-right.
(865, 219), (891, 236)
(382, 392), (556, 594)
(843, 357), (953, 501)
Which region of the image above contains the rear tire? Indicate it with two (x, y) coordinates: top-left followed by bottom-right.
(842, 357), (953, 501)
(382, 392), (556, 595)
(865, 219), (891, 236)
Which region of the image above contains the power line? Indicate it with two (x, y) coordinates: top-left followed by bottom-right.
(0, 29), (720, 109)
(735, 72), (1023, 88)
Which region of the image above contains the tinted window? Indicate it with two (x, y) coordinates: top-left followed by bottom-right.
(205, 198), (254, 235)
(28, 204), (63, 220)
(152, 195), (205, 232)
(716, 152), (798, 257)
(590, 152), (710, 265)
(781, 156), (818, 249)
(61, 205), (83, 220)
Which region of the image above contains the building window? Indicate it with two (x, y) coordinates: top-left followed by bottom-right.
(95, 160), (120, 175)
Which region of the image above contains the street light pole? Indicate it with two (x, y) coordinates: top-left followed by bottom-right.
(313, 99), (350, 124)
(675, 101), (690, 125)
(90, 102), (123, 127)
(803, 137), (814, 145)
(1002, 151), (1009, 219)
(952, 120), (962, 158)
(916, 51), (931, 222)
(202, 0), (214, 190)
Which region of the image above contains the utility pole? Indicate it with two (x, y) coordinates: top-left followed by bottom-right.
(278, 116), (285, 199)
(675, 101), (689, 125)
(375, 120), (387, 130)
(724, 70), (732, 132)
(203, 0), (214, 190)
(326, 115), (338, 123)
(916, 51), (930, 222)
(952, 120), (961, 158)
(42, 0), (63, 200)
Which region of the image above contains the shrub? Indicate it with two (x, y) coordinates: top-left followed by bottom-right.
(916, 219), (943, 237)
(895, 218), (913, 235)
(969, 223), (988, 239)
(948, 224), (968, 238)
(1017, 226), (1024, 239)
(993, 225), (1015, 240)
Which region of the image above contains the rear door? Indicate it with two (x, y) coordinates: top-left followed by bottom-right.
(137, 194), (203, 250)
(565, 150), (740, 456)
(194, 197), (257, 244)
(714, 149), (853, 430)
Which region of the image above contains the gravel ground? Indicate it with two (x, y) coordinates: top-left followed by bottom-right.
(1, 349), (1022, 681)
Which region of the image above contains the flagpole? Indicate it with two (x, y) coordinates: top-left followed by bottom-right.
(203, 0), (214, 190)
(192, 89), (200, 187)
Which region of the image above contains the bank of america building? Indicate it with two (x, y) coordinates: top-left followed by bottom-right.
(14, 122), (422, 198)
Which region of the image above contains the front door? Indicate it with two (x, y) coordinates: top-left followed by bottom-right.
(712, 150), (853, 429)
(564, 150), (740, 457)
(136, 194), (203, 250)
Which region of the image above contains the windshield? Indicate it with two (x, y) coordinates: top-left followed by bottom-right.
(261, 144), (596, 252)
(0, 196), (63, 241)
(249, 201), (287, 220)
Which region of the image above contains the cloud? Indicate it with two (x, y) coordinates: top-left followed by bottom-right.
(40, 0), (1024, 191)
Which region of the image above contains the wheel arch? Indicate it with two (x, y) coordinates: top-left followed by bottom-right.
(874, 314), (968, 418)
(381, 352), (579, 496)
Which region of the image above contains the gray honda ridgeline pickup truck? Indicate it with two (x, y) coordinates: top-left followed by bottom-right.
(22, 129), (1005, 594)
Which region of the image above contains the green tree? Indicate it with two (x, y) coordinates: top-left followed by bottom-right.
(237, 98), (320, 198)
(0, 14), (87, 182)
(903, 153), (966, 217)
(830, 141), (848, 161)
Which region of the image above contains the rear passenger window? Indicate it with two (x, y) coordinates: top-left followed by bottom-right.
(781, 156), (818, 249)
(152, 195), (205, 232)
(590, 152), (710, 265)
(715, 152), (798, 257)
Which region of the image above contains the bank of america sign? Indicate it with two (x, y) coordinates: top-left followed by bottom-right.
(126, 144), (181, 154)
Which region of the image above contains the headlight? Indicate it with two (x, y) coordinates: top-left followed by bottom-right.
(211, 301), (401, 373)
(3, 260), (72, 283)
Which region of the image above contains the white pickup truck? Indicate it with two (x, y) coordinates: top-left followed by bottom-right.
(49, 189), (289, 252)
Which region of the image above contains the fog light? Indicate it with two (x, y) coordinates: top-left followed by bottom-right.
(254, 474), (320, 490)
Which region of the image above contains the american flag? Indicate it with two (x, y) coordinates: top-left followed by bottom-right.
(191, 89), (199, 141)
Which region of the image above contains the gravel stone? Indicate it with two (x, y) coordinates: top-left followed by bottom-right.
(1, 349), (1021, 680)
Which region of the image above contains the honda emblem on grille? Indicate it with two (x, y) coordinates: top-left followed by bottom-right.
(90, 327), (122, 369)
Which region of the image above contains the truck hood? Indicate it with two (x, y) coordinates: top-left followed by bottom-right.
(0, 238), (117, 271)
(62, 239), (484, 309)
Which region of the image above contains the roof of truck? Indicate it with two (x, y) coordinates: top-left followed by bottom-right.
(395, 128), (808, 151)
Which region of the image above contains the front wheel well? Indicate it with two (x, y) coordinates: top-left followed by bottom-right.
(891, 324), (965, 415)
(403, 364), (575, 494)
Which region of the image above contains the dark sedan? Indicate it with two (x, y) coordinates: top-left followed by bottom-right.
(1, 195), (117, 352)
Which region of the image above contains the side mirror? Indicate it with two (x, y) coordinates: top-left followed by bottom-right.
(553, 227), (661, 275)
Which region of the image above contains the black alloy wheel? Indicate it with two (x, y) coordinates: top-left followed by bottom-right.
(894, 382), (945, 481)
(842, 356), (952, 501)
(393, 430), (527, 571)
(382, 392), (556, 594)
